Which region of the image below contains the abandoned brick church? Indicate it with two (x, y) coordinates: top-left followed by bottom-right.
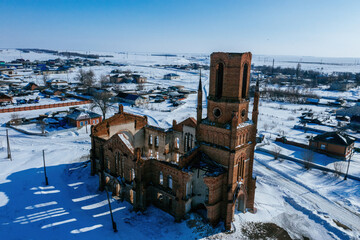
(90, 52), (260, 230)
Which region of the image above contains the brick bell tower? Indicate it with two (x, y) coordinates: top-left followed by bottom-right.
(196, 52), (258, 231)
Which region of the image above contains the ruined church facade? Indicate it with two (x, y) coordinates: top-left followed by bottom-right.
(90, 52), (259, 230)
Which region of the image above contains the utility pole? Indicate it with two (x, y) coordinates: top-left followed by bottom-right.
(42, 150), (49, 185)
(271, 59), (275, 76)
(85, 121), (88, 134)
(6, 129), (12, 161)
(105, 188), (118, 232)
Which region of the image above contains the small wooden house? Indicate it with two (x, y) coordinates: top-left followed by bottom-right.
(0, 93), (13, 104)
(164, 73), (180, 80)
(309, 132), (356, 159)
(66, 109), (102, 128)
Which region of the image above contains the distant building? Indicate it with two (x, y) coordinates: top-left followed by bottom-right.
(56, 66), (72, 74)
(336, 106), (360, 128)
(329, 81), (356, 91)
(133, 74), (147, 84)
(306, 98), (320, 105)
(46, 79), (68, 89)
(164, 73), (180, 80)
(0, 93), (13, 105)
(309, 132), (356, 159)
(23, 82), (40, 91)
(115, 92), (149, 106)
(67, 109), (102, 128)
(0, 68), (15, 75)
(110, 74), (146, 84)
(110, 74), (126, 83)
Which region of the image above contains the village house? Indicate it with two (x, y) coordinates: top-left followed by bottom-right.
(115, 92), (149, 106)
(110, 74), (147, 84)
(90, 52), (259, 231)
(40, 66), (58, 75)
(0, 93), (13, 105)
(23, 82), (40, 91)
(133, 74), (147, 84)
(109, 74), (126, 83)
(329, 80), (356, 91)
(309, 131), (356, 159)
(336, 105), (360, 129)
(164, 73), (180, 80)
(67, 109), (102, 128)
(0, 68), (15, 76)
(46, 79), (69, 89)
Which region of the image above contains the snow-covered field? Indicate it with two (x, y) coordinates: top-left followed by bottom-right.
(1, 50), (360, 239)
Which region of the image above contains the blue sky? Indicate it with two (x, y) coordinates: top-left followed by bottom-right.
(1, 0), (359, 57)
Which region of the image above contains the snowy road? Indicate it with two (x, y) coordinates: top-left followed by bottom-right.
(254, 153), (360, 240)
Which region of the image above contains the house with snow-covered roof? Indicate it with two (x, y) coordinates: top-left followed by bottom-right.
(66, 109), (102, 128)
(164, 73), (180, 80)
(309, 131), (356, 159)
(115, 92), (148, 106)
(336, 105), (360, 129)
(0, 93), (13, 105)
(46, 79), (69, 89)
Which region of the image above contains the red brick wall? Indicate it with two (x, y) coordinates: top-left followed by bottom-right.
(0, 100), (92, 113)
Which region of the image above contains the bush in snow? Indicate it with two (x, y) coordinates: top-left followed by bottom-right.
(333, 162), (345, 178)
(302, 149), (314, 170)
(272, 145), (282, 160)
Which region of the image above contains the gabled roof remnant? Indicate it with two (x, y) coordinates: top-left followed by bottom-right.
(311, 131), (356, 146)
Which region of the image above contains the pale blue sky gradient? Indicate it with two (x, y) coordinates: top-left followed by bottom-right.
(1, 0), (359, 57)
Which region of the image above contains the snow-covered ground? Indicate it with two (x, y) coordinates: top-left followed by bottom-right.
(1, 50), (360, 239)
(2, 48), (360, 73)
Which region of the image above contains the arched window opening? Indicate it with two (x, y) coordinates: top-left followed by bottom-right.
(184, 134), (188, 151)
(131, 168), (135, 181)
(168, 175), (173, 189)
(190, 134), (193, 149)
(159, 171), (163, 185)
(155, 136), (159, 147)
(175, 137), (180, 149)
(215, 63), (224, 99)
(242, 63), (249, 99)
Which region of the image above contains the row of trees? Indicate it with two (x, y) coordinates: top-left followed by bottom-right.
(257, 87), (318, 103)
(75, 69), (109, 88)
(75, 70), (112, 119)
(254, 64), (360, 88)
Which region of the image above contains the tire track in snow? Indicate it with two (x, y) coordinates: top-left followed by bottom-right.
(254, 156), (360, 239)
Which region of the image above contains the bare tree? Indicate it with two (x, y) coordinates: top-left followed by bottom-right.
(296, 63), (301, 80)
(272, 145), (282, 160)
(39, 121), (46, 134)
(76, 69), (95, 87)
(136, 81), (144, 91)
(333, 162), (345, 178)
(99, 75), (109, 88)
(10, 113), (21, 125)
(91, 91), (112, 120)
(302, 149), (314, 170)
(42, 74), (48, 86)
(277, 129), (285, 137)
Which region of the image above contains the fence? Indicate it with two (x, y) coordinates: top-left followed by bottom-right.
(275, 137), (309, 149)
(0, 100), (92, 113)
(8, 125), (79, 137)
